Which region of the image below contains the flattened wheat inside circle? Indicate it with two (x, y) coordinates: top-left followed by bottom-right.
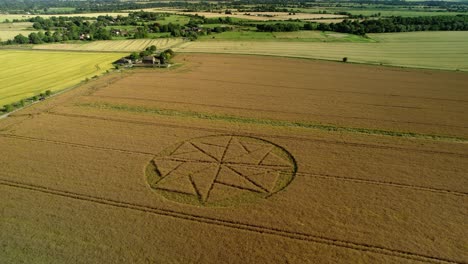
(146, 135), (297, 206)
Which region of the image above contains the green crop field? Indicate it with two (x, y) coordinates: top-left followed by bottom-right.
(201, 30), (375, 42)
(176, 31), (468, 71)
(0, 50), (124, 106)
(153, 14), (191, 25)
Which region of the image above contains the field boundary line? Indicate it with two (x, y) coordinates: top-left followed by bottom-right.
(45, 111), (468, 157)
(0, 178), (463, 264)
(0, 133), (466, 197)
(88, 95), (468, 129)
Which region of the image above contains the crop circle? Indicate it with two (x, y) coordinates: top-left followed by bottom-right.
(146, 135), (297, 206)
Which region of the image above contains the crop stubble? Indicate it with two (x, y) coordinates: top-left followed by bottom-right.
(0, 54), (467, 263)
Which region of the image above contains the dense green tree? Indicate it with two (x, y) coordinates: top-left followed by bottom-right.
(28, 32), (42, 44)
(13, 34), (29, 44)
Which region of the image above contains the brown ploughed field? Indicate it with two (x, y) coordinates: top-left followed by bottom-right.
(1, 54), (467, 263)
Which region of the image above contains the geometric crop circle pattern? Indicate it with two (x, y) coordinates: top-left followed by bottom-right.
(146, 135), (297, 207)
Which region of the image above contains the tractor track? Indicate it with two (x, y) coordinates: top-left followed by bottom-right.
(0, 178), (464, 264)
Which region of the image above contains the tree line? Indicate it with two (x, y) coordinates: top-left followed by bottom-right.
(256, 15), (468, 34)
(3, 17), (112, 45)
(317, 15), (468, 35)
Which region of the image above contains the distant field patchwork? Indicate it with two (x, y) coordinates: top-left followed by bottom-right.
(0, 13), (128, 22)
(176, 31), (468, 71)
(0, 50), (124, 106)
(33, 38), (184, 52)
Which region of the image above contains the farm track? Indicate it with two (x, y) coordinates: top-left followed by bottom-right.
(0, 177), (462, 264)
(0, 131), (466, 197)
(42, 111), (468, 157)
(88, 95), (468, 129)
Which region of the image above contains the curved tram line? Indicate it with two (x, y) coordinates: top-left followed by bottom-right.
(0, 178), (463, 264)
(0, 132), (466, 197)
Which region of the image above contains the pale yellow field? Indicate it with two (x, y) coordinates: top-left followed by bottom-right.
(0, 22), (36, 41)
(0, 30), (37, 41)
(139, 8), (345, 21)
(0, 22), (33, 30)
(33, 38), (184, 52)
(0, 13), (128, 22)
(0, 50), (124, 106)
(174, 31), (468, 71)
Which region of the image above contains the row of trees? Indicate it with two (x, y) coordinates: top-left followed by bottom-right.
(0, 0), (191, 14)
(29, 12), (169, 31)
(4, 23), (111, 45)
(254, 15), (468, 34)
(317, 15), (468, 35)
(256, 23), (302, 32)
(136, 21), (232, 40)
(1, 90), (52, 114)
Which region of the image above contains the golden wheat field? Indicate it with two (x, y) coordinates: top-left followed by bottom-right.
(0, 54), (467, 263)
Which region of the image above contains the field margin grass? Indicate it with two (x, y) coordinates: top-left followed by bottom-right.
(76, 102), (468, 143)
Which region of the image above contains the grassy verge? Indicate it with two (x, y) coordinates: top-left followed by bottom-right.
(76, 102), (467, 143)
(0, 90), (53, 114)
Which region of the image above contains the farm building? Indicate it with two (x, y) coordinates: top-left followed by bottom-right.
(115, 58), (132, 65)
(142, 56), (158, 65)
(110, 29), (130, 37)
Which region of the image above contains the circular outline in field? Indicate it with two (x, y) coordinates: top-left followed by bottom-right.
(146, 135), (297, 207)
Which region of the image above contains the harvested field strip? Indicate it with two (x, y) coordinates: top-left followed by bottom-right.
(89, 95), (468, 129)
(75, 102), (468, 142)
(0, 177), (462, 264)
(33, 38), (184, 52)
(43, 112), (468, 157)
